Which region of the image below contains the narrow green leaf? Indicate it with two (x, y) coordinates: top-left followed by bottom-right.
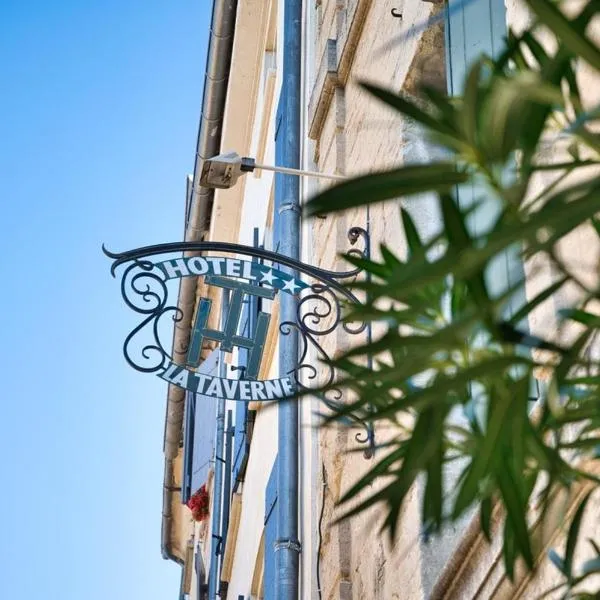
(453, 384), (522, 518)
(503, 516), (518, 581)
(497, 321), (566, 354)
(529, 160), (600, 171)
(304, 164), (468, 217)
(401, 207), (425, 259)
(379, 243), (404, 271)
(361, 82), (458, 138)
(588, 538), (600, 556)
(480, 496), (493, 542)
(461, 58), (485, 147)
(508, 277), (568, 326)
(559, 438), (600, 451)
(518, 7), (593, 169)
(338, 445), (406, 504)
(521, 30), (551, 69)
(422, 405), (447, 533)
(440, 194), (492, 320)
(525, 0), (600, 72)
(591, 216), (600, 239)
(497, 465), (535, 569)
(560, 308), (600, 329)
(420, 84), (459, 126)
(564, 490), (594, 577)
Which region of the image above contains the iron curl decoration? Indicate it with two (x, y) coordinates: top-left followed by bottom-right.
(104, 225), (375, 455)
(119, 259), (181, 373)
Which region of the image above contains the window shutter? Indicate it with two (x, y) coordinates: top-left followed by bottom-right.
(182, 390), (195, 503)
(273, 90), (286, 248)
(445, 0), (539, 401)
(232, 228), (262, 488)
(232, 296), (255, 487)
(264, 456), (278, 600)
(183, 349), (220, 496)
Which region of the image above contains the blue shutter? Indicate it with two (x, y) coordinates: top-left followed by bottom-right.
(446, 0), (539, 400)
(232, 297), (253, 486)
(231, 229), (264, 489)
(182, 390), (195, 503)
(446, 0), (519, 308)
(446, 0), (507, 97)
(185, 350), (220, 496)
(273, 90), (286, 248)
(264, 456), (278, 600)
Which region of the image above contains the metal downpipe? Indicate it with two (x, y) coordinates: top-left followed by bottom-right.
(161, 0), (238, 564)
(276, 1), (303, 598)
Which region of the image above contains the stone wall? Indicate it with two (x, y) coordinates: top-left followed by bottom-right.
(305, 1), (449, 598)
(305, 1), (600, 599)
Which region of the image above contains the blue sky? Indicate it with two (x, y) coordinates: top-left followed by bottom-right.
(0, 2), (208, 598)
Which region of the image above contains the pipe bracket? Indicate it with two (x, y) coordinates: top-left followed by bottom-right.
(278, 202), (302, 215)
(274, 538), (302, 554)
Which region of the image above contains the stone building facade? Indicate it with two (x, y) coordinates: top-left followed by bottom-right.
(163, 1), (600, 599)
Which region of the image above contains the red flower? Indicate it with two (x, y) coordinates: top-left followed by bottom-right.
(187, 484), (210, 521)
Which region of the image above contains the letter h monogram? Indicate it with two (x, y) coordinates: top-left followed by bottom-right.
(186, 276), (276, 379)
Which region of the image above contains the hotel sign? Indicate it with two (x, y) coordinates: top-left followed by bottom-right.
(158, 256), (306, 400)
(104, 234), (368, 403)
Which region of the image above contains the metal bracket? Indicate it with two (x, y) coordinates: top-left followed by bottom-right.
(274, 538), (302, 554)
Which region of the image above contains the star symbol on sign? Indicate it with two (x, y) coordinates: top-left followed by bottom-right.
(281, 277), (302, 294)
(259, 268), (278, 286)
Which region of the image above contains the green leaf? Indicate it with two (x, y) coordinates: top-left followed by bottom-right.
(482, 73), (564, 161)
(518, 11), (592, 170)
(588, 538), (600, 556)
(379, 243), (404, 271)
(497, 464), (535, 570)
(453, 384), (522, 517)
(439, 194), (492, 321)
(401, 207), (425, 259)
(461, 58), (486, 148)
(304, 163), (468, 217)
(361, 82), (458, 138)
(480, 496), (493, 542)
(559, 308), (600, 329)
(508, 277), (568, 326)
(529, 160), (600, 171)
(564, 490), (594, 578)
(503, 515), (518, 581)
(422, 406), (446, 533)
(591, 216), (600, 239)
(497, 321), (566, 354)
(338, 445), (406, 505)
(525, 0), (600, 72)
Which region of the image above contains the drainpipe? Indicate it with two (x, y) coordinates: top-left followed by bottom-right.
(161, 0), (238, 566)
(275, 1), (303, 599)
(208, 290), (230, 599)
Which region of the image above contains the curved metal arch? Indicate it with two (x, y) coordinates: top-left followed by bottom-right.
(103, 227), (368, 299)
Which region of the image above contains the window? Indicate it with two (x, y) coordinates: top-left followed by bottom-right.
(182, 350), (220, 502)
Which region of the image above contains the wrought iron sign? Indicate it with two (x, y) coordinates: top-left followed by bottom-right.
(104, 227), (374, 450)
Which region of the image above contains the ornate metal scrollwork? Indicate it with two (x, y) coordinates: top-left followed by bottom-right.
(119, 259), (182, 373)
(104, 225), (375, 456)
